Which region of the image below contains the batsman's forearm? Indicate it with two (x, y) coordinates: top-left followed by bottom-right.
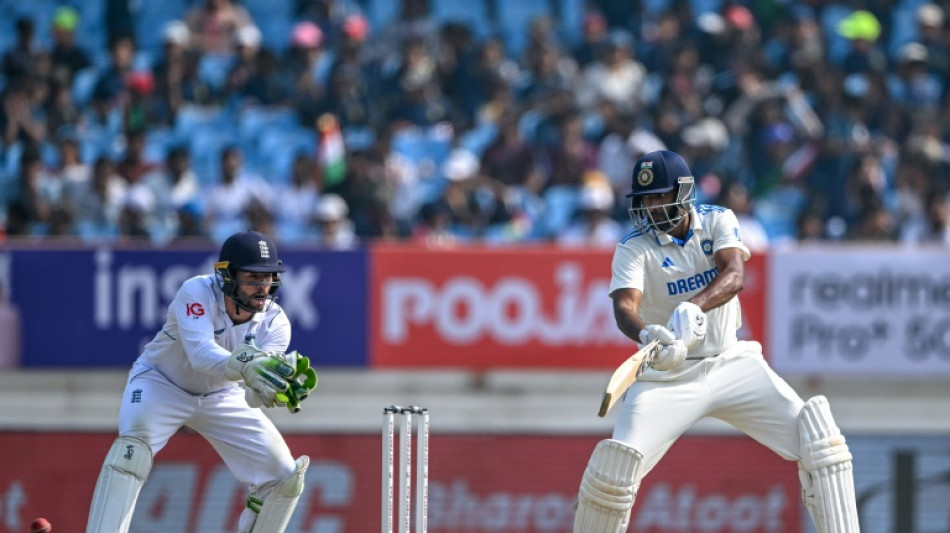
(615, 311), (647, 344)
(690, 268), (743, 312)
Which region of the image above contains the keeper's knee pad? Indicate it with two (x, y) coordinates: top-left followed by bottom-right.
(86, 436), (153, 533)
(249, 455), (310, 533)
(573, 439), (642, 533)
(798, 396), (859, 533)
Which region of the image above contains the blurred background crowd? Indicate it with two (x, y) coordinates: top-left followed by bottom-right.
(1, 0), (950, 249)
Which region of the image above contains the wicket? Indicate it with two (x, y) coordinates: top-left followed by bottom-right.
(382, 405), (429, 533)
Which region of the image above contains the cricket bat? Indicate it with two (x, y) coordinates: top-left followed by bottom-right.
(597, 340), (660, 417)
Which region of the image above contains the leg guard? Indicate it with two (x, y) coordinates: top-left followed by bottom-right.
(86, 436), (153, 533)
(249, 455), (309, 533)
(798, 396), (859, 533)
(573, 439), (642, 533)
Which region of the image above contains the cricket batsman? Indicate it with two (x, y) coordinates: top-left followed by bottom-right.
(86, 230), (318, 533)
(573, 151), (859, 532)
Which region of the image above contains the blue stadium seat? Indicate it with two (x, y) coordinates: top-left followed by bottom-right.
(174, 105), (232, 141)
(459, 123), (498, 156)
(342, 125), (376, 151)
(392, 126), (452, 170)
(197, 53), (235, 92)
(541, 184), (580, 236)
(134, 0), (188, 55)
(431, 0), (492, 38)
(496, 0), (552, 56)
(888, 0), (928, 57)
(754, 186), (807, 241)
(365, 0), (399, 32)
(72, 67), (100, 108)
(238, 106), (300, 146)
(144, 128), (175, 164)
(257, 127), (316, 184)
(11, 0), (57, 49)
(558, 0), (584, 47)
(3, 142), (23, 181)
(187, 127), (239, 185)
(821, 4), (857, 66)
(242, 0), (293, 53)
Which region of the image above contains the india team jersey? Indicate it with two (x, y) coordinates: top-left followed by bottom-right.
(609, 204), (751, 358)
(134, 274), (291, 395)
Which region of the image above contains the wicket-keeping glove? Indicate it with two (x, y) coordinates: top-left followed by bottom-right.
(273, 351), (318, 414)
(225, 343), (295, 408)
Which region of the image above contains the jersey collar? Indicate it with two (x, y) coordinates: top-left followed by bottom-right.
(653, 206), (702, 247)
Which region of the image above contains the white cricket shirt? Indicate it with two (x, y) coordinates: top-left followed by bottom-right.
(609, 204), (751, 358)
(133, 274), (291, 395)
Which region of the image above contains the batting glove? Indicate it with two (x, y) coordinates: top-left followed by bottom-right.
(639, 325), (687, 372)
(667, 301), (707, 350)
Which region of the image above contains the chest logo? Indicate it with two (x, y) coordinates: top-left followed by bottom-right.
(701, 239), (714, 256)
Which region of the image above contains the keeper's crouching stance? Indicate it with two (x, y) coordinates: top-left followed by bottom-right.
(86, 231), (317, 533)
(573, 150), (858, 533)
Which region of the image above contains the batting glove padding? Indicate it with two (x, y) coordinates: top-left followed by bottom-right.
(667, 301), (707, 350)
(639, 325), (686, 371)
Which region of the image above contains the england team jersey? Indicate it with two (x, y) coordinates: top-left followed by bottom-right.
(609, 204), (750, 358)
(133, 274), (291, 395)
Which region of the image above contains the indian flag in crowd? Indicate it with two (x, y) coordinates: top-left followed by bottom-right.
(317, 113), (346, 187)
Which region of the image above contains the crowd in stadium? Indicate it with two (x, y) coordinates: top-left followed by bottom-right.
(1, 0), (949, 247)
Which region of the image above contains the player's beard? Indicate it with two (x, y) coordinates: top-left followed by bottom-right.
(648, 205), (685, 233)
(235, 289), (268, 314)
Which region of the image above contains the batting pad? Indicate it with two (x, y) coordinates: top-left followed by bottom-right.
(798, 396), (859, 533)
(573, 439), (642, 533)
(86, 436), (153, 533)
(250, 455), (310, 533)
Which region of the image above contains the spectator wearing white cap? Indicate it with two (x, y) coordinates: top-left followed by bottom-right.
(315, 193), (358, 249)
(680, 117), (731, 202)
(887, 42), (943, 111)
(575, 30), (646, 114)
(916, 4), (950, 86)
(272, 153), (322, 242)
(557, 171), (622, 247)
(153, 21), (192, 120)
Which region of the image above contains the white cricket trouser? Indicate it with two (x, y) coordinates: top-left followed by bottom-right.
(117, 369), (297, 529)
(613, 341), (805, 480)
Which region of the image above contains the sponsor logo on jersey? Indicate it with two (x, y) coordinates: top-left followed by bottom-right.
(186, 302), (205, 317)
(701, 239), (713, 256)
(667, 267), (719, 296)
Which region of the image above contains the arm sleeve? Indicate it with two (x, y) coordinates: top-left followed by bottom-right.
(172, 280), (232, 378)
(608, 243), (645, 295)
(712, 209), (751, 261)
